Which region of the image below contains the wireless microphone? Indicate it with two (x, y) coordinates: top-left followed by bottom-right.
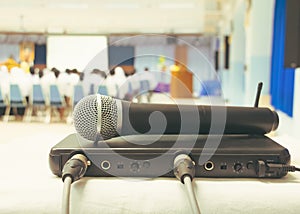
(73, 95), (279, 141)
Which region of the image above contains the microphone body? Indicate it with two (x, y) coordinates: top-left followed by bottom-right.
(73, 95), (279, 141)
(121, 101), (278, 135)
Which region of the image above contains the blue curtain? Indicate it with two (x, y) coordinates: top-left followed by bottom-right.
(270, 0), (295, 117)
(282, 68), (295, 116)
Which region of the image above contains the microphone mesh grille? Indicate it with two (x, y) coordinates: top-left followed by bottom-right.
(73, 95), (118, 141)
(100, 95), (118, 139)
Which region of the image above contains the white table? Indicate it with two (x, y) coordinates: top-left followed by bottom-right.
(0, 120), (299, 214)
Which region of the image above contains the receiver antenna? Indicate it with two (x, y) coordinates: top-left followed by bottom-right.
(254, 82), (263, 107)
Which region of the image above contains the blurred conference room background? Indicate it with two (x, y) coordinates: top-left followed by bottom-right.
(0, 0), (299, 136)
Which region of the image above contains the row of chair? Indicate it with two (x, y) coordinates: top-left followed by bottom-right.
(0, 84), (65, 122)
(87, 79), (152, 102)
(0, 79), (153, 122)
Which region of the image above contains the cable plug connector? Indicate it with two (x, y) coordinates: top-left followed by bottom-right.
(62, 154), (89, 183)
(267, 163), (299, 173)
(174, 154), (200, 214)
(173, 154), (196, 183)
(256, 160), (300, 177)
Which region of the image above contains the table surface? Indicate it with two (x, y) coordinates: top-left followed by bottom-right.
(0, 117), (299, 214)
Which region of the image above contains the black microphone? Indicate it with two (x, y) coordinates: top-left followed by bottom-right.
(73, 95), (279, 141)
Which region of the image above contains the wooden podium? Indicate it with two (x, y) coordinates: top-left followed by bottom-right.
(170, 70), (193, 98)
(170, 45), (193, 98)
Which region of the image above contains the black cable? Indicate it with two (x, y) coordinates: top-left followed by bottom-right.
(61, 154), (89, 214)
(174, 154), (201, 214)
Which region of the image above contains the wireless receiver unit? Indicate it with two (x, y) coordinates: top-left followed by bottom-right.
(49, 133), (291, 179)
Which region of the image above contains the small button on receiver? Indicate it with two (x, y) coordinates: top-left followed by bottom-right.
(234, 163), (243, 172)
(130, 162), (140, 172)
